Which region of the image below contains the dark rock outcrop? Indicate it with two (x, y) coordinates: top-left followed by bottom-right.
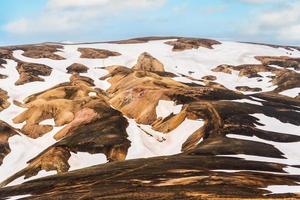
(165, 38), (221, 51)
(15, 62), (52, 85)
(78, 48), (121, 59)
(256, 56), (300, 70)
(0, 121), (19, 166)
(132, 52), (165, 72)
(66, 63), (88, 74)
(236, 86), (262, 92)
(0, 89), (10, 112)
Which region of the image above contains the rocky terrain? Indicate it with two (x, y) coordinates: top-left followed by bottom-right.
(0, 37), (299, 199)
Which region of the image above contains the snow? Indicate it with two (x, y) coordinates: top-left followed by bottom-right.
(68, 152), (107, 171)
(0, 126), (60, 186)
(7, 194), (32, 200)
(156, 100), (182, 118)
(0, 39), (300, 189)
(264, 184), (300, 194)
(0, 59), (65, 186)
(125, 118), (157, 159)
(126, 118), (204, 157)
(225, 113), (300, 169)
(221, 112), (300, 193)
(54, 40), (299, 95)
(231, 99), (263, 106)
(279, 88), (300, 98)
(251, 114), (300, 136)
(227, 134), (300, 166)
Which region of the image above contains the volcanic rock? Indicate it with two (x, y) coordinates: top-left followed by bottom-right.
(202, 75), (217, 81)
(66, 63), (88, 74)
(235, 86), (262, 92)
(165, 37), (221, 51)
(15, 62), (52, 85)
(0, 121), (18, 166)
(256, 56), (300, 70)
(132, 52), (165, 72)
(78, 48), (121, 59)
(0, 89), (10, 112)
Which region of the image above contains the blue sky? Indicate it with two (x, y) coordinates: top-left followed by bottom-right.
(0, 0), (299, 45)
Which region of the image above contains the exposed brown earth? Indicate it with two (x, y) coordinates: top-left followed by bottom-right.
(212, 64), (232, 74)
(101, 56), (243, 126)
(212, 59), (300, 94)
(0, 89), (10, 112)
(1, 44), (64, 60)
(0, 48), (13, 60)
(0, 39), (300, 199)
(0, 73), (131, 187)
(236, 86), (262, 92)
(0, 98), (130, 187)
(66, 63), (88, 74)
(0, 59), (7, 68)
(132, 52), (165, 72)
(165, 38), (221, 51)
(13, 75), (97, 138)
(202, 75), (217, 81)
(15, 62), (52, 85)
(0, 74), (7, 79)
(212, 64), (279, 78)
(256, 56), (300, 70)
(18, 45), (65, 60)
(272, 70), (300, 92)
(108, 36), (180, 44)
(0, 154), (299, 199)
(0, 121), (18, 166)
(78, 47), (121, 59)
(241, 41), (300, 52)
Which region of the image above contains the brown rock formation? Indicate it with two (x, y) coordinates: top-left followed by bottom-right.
(109, 36), (180, 44)
(0, 59), (7, 68)
(0, 89), (10, 112)
(15, 62), (52, 85)
(0, 121), (19, 166)
(78, 48), (121, 59)
(0, 153), (299, 199)
(66, 63), (88, 74)
(256, 56), (300, 70)
(1, 97), (131, 187)
(212, 64), (233, 74)
(1, 44), (64, 60)
(202, 75), (217, 81)
(212, 63), (300, 93)
(0, 74), (7, 79)
(236, 86), (262, 92)
(0, 48), (13, 60)
(165, 38), (221, 51)
(19, 45), (64, 60)
(272, 70), (300, 92)
(132, 52), (165, 72)
(13, 75), (100, 138)
(102, 65), (242, 125)
(1, 40), (300, 199)
(20, 45), (63, 60)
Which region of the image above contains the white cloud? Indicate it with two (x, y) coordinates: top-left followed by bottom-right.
(4, 0), (165, 36)
(242, 1), (300, 42)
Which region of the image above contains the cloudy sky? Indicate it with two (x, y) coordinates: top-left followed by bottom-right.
(0, 0), (299, 45)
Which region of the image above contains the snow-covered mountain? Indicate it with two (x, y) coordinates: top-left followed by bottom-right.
(0, 37), (300, 199)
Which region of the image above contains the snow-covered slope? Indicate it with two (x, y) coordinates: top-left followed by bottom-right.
(0, 37), (299, 199)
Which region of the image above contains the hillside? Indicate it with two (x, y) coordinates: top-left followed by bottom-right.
(0, 37), (300, 199)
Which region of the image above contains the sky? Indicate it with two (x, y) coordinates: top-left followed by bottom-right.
(0, 0), (300, 46)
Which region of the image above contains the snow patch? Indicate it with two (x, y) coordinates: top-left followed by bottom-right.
(156, 100), (182, 118)
(68, 152), (107, 171)
(279, 88), (300, 98)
